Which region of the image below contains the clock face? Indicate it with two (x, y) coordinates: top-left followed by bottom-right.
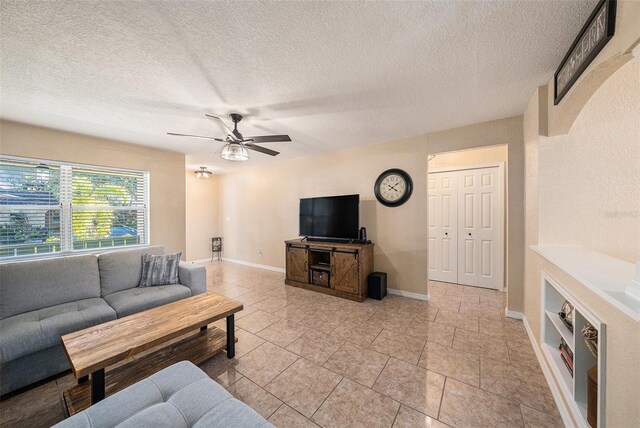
(374, 169), (413, 207)
(379, 174), (407, 202)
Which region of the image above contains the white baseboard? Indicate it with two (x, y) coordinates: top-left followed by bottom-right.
(187, 258), (211, 264)
(522, 316), (574, 428)
(387, 288), (429, 301)
(222, 257), (286, 273)
(505, 308), (524, 319)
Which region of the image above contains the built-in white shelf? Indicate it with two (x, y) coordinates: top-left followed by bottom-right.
(545, 309), (573, 348)
(531, 245), (640, 322)
(543, 342), (573, 392)
(542, 273), (605, 428)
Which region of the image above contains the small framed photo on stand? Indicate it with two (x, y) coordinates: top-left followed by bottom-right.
(212, 237), (222, 262)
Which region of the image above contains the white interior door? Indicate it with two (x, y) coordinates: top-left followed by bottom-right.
(428, 171), (458, 283)
(457, 169), (479, 287)
(457, 166), (503, 290)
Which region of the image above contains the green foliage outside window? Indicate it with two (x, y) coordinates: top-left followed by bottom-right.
(71, 174), (135, 240)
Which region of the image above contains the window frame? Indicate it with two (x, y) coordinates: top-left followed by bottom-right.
(0, 155), (150, 262)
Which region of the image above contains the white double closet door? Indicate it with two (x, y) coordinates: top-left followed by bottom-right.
(428, 166), (503, 290)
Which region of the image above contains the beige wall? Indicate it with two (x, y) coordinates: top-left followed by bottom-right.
(539, 61), (640, 261)
(523, 85), (544, 374)
(219, 116), (524, 304)
(428, 145), (507, 170)
(0, 120), (186, 255)
(185, 171), (219, 261)
(523, 61), (640, 426)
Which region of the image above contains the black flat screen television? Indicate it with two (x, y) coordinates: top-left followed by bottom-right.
(299, 194), (359, 241)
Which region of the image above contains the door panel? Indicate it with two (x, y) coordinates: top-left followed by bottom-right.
(428, 236), (436, 268)
(464, 194), (474, 228)
(457, 170), (478, 286)
(476, 167), (502, 289)
(465, 240), (475, 273)
(481, 192), (492, 228)
(442, 195), (452, 228)
(428, 171), (458, 283)
(458, 167), (502, 290)
(333, 251), (359, 294)
(442, 238), (452, 271)
(458, 237), (476, 286)
(464, 174), (474, 187)
(286, 246), (307, 283)
(481, 240), (492, 276)
(428, 194), (436, 227)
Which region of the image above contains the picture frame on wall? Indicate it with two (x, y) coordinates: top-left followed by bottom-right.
(553, 0), (616, 105)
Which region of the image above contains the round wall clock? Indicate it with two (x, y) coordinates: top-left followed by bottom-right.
(374, 168), (413, 207)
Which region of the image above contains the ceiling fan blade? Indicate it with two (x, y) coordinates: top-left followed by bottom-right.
(204, 114), (241, 142)
(244, 143), (280, 156)
(167, 132), (224, 142)
(245, 135), (292, 143)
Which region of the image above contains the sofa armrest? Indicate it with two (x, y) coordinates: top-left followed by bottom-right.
(178, 262), (207, 295)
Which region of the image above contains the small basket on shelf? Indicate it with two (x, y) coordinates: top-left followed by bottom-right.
(558, 300), (574, 333)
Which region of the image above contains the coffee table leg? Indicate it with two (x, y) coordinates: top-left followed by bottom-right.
(200, 325), (208, 332)
(91, 369), (105, 404)
(226, 314), (235, 359)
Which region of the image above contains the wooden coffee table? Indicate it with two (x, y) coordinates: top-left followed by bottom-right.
(61, 293), (243, 415)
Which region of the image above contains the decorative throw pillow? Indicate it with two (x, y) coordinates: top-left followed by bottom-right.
(138, 252), (182, 287)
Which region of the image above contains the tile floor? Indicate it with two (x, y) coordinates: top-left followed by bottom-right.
(0, 261), (563, 428)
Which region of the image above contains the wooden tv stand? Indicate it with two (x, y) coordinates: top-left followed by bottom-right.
(284, 239), (374, 302)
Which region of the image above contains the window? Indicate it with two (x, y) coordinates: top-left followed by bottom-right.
(0, 157), (149, 260)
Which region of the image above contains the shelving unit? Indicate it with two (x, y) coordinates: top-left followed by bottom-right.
(285, 239), (374, 301)
(541, 273), (606, 428)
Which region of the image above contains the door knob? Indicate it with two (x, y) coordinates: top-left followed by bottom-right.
(444, 232), (448, 236)
(468, 233), (472, 236)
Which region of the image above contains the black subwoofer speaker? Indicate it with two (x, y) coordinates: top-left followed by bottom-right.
(368, 272), (387, 300)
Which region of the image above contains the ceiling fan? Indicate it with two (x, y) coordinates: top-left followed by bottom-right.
(167, 113), (291, 161)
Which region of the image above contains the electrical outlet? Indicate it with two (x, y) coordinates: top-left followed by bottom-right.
(258, 250), (262, 257)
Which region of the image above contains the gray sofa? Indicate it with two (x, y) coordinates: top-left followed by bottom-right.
(53, 361), (272, 428)
(0, 246), (206, 396)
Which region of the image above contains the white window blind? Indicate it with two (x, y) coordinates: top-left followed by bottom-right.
(0, 157), (149, 260)
(0, 160), (62, 258)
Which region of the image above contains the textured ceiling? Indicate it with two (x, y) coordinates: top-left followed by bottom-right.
(0, 0), (597, 173)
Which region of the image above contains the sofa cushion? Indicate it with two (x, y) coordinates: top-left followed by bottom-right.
(192, 397), (273, 428)
(0, 298), (117, 363)
(103, 284), (191, 318)
(97, 245), (165, 296)
(53, 361), (272, 428)
(139, 252), (182, 287)
(0, 255), (101, 320)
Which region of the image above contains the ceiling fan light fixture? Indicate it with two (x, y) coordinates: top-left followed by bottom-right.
(221, 143), (249, 161)
(194, 166), (213, 179)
